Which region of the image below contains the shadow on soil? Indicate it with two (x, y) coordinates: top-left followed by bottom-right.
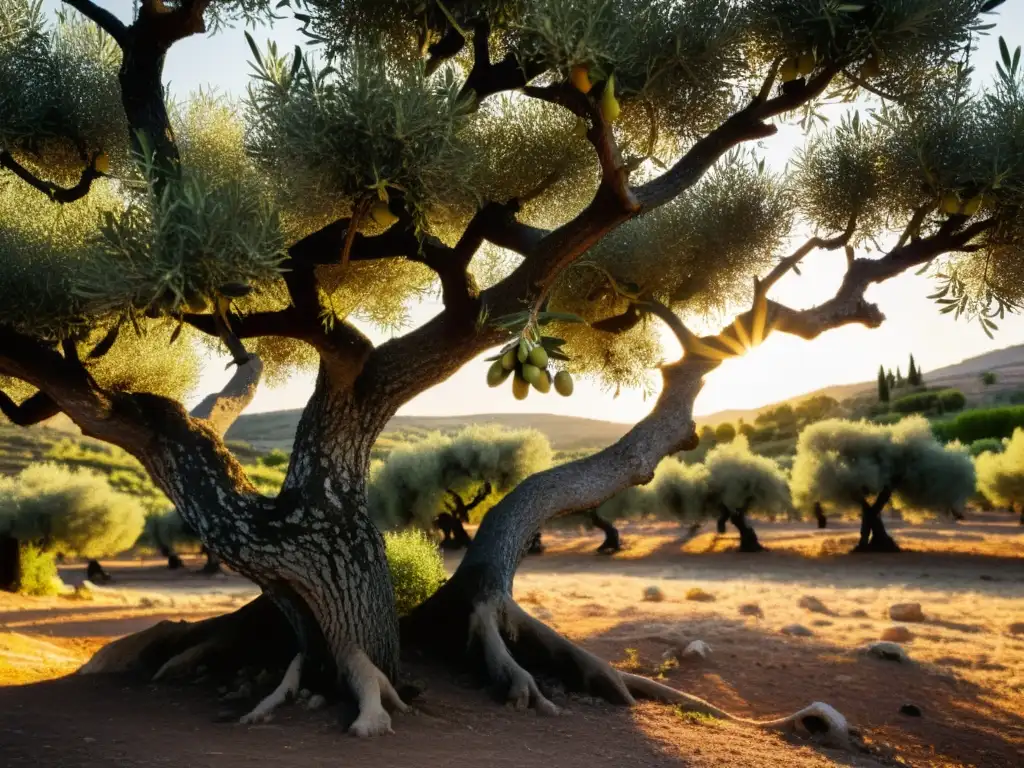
(580, 616), (1024, 768)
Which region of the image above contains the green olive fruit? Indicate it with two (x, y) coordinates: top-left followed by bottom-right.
(517, 338), (530, 364)
(528, 345), (548, 368)
(534, 370), (552, 393)
(961, 195), (983, 216)
(521, 363), (543, 386)
(940, 191), (961, 214)
(554, 370), (574, 397)
(487, 360), (511, 387)
(501, 349), (517, 370)
(512, 375), (530, 400)
(796, 53), (815, 76)
(779, 58), (799, 83)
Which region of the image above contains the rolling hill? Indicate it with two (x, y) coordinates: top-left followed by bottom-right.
(223, 343), (1024, 453)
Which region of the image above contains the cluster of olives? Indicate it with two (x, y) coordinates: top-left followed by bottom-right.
(778, 53), (817, 83)
(939, 191), (984, 217)
(487, 335), (574, 401)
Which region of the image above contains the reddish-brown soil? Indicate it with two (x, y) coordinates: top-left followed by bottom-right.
(1, 517), (1021, 768)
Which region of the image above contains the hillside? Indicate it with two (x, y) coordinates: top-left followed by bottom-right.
(225, 343), (1024, 451)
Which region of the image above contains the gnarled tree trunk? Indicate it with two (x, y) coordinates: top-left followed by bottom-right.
(814, 502), (828, 529)
(851, 487), (899, 553)
(724, 504), (763, 553)
(0, 533), (20, 592)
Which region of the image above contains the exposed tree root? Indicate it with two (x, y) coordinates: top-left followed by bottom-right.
(240, 653), (303, 724)
(340, 645), (409, 737)
(619, 673), (851, 749)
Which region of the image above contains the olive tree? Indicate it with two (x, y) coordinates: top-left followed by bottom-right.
(0, 463), (145, 589)
(976, 428), (1024, 523)
(369, 425), (552, 548)
(791, 416), (977, 551)
(701, 437), (792, 552)
(3, 0), (1018, 743)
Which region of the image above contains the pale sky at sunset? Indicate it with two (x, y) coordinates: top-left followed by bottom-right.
(48, 1), (1024, 424)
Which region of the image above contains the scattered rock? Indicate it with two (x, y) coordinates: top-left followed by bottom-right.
(798, 595), (830, 615)
(881, 626), (915, 643)
(643, 586), (665, 603)
(850, 609), (869, 618)
(899, 704), (922, 717)
(865, 641), (909, 663)
(1008, 622), (1024, 636)
(738, 603), (763, 618)
(682, 640), (712, 660)
(306, 694), (327, 711)
(298, 688), (311, 701)
(781, 624), (814, 637)
(835, 674), (854, 684)
(685, 588), (715, 603)
(888, 603), (925, 623)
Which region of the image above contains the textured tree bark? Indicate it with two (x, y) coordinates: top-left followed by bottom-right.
(199, 547), (223, 575)
(716, 508), (730, 534)
(814, 502), (828, 529)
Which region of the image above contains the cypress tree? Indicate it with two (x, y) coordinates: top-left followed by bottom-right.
(878, 366), (890, 403)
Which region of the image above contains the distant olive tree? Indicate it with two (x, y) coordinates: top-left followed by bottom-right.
(0, 463), (145, 590)
(370, 426), (553, 547)
(791, 416), (976, 551)
(702, 437), (792, 552)
(976, 428), (1024, 523)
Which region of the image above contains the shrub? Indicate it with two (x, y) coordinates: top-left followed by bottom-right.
(968, 437), (1004, 456)
(384, 529), (446, 616)
(703, 437), (792, 519)
(890, 388), (965, 414)
(17, 544), (61, 596)
(0, 464), (145, 558)
(713, 423), (736, 444)
(932, 406), (1024, 443)
(260, 449), (290, 469)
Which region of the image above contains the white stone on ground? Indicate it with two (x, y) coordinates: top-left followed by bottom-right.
(781, 624), (814, 637)
(798, 595), (831, 615)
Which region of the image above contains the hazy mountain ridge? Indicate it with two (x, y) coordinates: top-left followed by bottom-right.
(221, 344), (1024, 452)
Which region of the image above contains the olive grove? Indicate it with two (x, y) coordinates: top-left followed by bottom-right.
(1, 0), (1020, 746)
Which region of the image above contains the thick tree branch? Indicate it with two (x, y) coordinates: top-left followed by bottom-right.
(61, 0), (128, 46)
(0, 389), (61, 426)
(634, 66), (840, 210)
(0, 150), (104, 204)
(459, 19), (544, 102)
(523, 82), (639, 212)
(136, 0), (210, 50)
(190, 355), (263, 437)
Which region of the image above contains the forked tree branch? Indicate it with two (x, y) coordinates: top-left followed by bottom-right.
(0, 150), (105, 204)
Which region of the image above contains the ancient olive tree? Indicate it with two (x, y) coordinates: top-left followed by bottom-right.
(0, 463), (145, 590)
(2, 0), (1019, 744)
(369, 425), (552, 548)
(790, 416), (977, 551)
(975, 428), (1024, 523)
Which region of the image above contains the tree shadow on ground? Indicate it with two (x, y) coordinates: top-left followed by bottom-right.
(0, 664), (881, 768)
(516, 543), (1024, 596)
(578, 616), (1024, 768)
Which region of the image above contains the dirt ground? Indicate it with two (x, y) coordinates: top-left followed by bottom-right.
(1, 516), (1022, 768)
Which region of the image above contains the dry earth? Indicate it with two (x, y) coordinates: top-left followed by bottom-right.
(1, 517), (1021, 768)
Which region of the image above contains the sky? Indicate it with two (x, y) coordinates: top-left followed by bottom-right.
(46, 1), (1024, 424)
